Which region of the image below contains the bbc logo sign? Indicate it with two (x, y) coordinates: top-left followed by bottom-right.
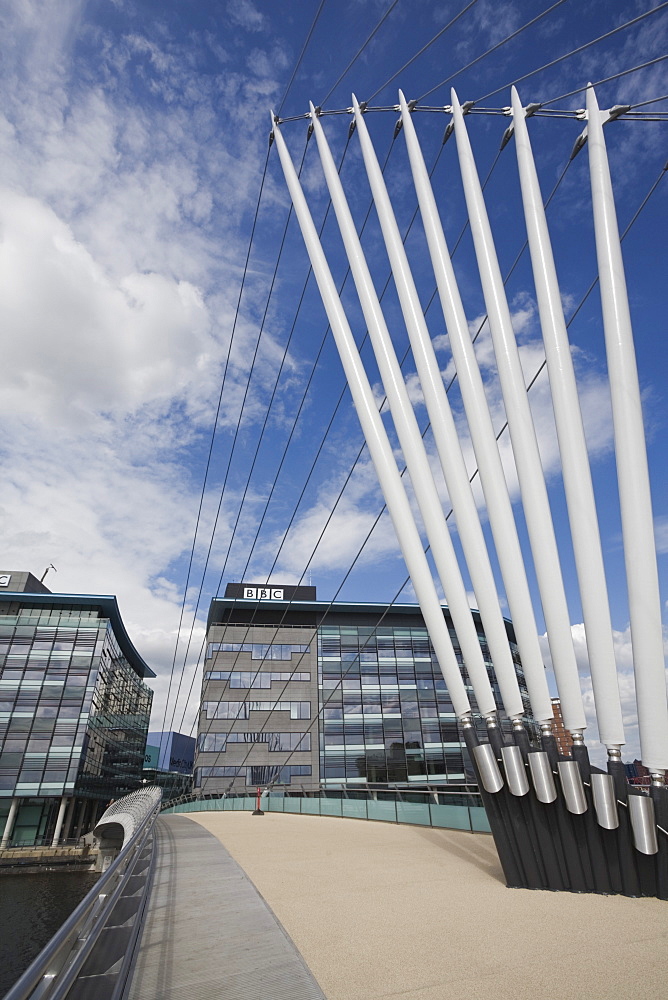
(243, 587), (284, 600)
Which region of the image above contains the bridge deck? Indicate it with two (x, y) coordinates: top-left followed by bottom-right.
(128, 814), (326, 1000)
(177, 810), (668, 1000)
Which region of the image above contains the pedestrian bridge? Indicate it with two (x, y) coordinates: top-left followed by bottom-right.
(6, 790), (667, 1000)
(131, 809), (668, 1000)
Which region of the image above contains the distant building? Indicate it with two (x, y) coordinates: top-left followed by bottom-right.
(550, 697), (574, 756)
(147, 730), (195, 775)
(624, 759), (650, 786)
(194, 582), (534, 795)
(142, 733), (195, 801)
(0, 571), (154, 847)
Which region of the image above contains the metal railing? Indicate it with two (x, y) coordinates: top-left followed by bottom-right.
(2, 787), (162, 1000)
(163, 785), (491, 833)
(0, 837), (85, 851)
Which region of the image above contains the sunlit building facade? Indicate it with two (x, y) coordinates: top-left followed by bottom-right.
(0, 572), (154, 847)
(195, 583), (534, 795)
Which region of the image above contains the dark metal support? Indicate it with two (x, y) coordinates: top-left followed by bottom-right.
(627, 786), (658, 897)
(485, 725), (544, 888)
(589, 765), (624, 894)
(608, 760), (642, 897)
(571, 744), (610, 894)
(542, 734), (589, 892)
(649, 783), (668, 901)
(461, 726), (524, 887)
(514, 730), (565, 891)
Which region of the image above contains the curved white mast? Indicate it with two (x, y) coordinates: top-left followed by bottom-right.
(272, 114), (472, 721)
(586, 84), (668, 774)
(451, 89), (584, 734)
(510, 86), (623, 752)
(309, 103), (515, 720)
(399, 92), (555, 727)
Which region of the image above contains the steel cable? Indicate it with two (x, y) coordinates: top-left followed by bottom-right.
(319, 0), (403, 107)
(474, 3), (668, 105)
(196, 139), (510, 789)
(164, 136), (312, 736)
(416, 0), (571, 102)
(365, 0), (479, 103)
(158, 0), (330, 747)
(190, 135), (407, 771)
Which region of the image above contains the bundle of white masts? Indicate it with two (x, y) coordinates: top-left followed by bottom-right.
(271, 83), (668, 781)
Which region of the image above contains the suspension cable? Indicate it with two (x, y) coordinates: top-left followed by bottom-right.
(170, 6), (454, 735)
(277, 0), (327, 116)
(416, 0), (570, 102)
(159, 2), (328, 745)
(196, 135), (501, 784)
(541, 54), (668, 107)
(188, 134), (405, 759)
(170, 134), (355, 734)
(628, 93), (668, 110)
(366, 0), (479, 103)
(184, 107), (517, 747)
(320, 0), (402, 107)
(156, 146), (271, 764)
(474, 3), (668, 104)
(165, 136), (312, 735)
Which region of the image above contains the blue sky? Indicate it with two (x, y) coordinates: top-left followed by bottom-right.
(0, 0), (666, 759)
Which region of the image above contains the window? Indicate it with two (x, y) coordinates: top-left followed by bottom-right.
(206, 642), (310, 660)
(204, 670), (311, 684)
(195, 763), (312, 787)
(246, 764), (312, 786)
(202, 701), (311, 720)
(198, 732), (311, 752)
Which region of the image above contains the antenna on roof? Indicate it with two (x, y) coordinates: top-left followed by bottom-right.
(40, 564), (57, 583)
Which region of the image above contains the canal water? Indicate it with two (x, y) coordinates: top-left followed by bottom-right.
(0, 869), (99, 995)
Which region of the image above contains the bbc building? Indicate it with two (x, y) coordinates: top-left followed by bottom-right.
(195, 583), (534, 795)
(0, 571), (154, 847)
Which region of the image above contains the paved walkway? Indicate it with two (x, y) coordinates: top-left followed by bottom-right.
(186, 810), (668, 1000)
(128, 814), (326, 1000)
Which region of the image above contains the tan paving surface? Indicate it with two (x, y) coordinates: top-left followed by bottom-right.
(184, 810), (668, 1000)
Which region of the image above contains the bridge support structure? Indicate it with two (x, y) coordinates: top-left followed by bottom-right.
(272, 82), (668, 898)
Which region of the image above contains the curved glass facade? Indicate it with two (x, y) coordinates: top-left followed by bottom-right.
(319, 623), (532, 785)
(0, 591), (153, 846)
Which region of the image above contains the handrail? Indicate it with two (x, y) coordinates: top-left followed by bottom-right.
(163, 785), (490, 834)
(162, 782), (483, 811)
(2, 788), (162, 1000)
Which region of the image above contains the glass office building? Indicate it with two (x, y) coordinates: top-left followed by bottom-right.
(195, 583), (534, 795)
(0, 572), (154, 847)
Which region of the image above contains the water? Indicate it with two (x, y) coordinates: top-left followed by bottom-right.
(0, 870), (99, 996)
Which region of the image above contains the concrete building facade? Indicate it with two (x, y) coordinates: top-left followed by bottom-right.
(195, 583), (534, 795)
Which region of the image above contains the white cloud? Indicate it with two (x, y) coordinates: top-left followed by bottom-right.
(655, 515), (668, 555)
(0, 189), (217, 426)
(0, 1), (295, 732)
(227, 0), (266, 33)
